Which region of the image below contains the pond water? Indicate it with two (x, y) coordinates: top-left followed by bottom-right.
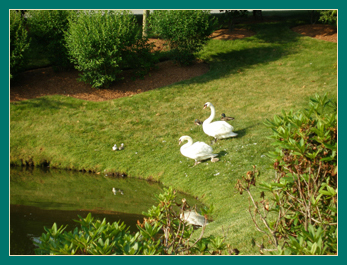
(10, 167), (202, 255)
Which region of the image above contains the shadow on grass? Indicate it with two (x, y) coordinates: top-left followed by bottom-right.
(11, 96), (82, 110)
(217, 150), (228, 158)
(248, 21), (303, 44)
(173, 22), (303, 87)
(200, 44), (297, 80)
(234, 123), (262, 139)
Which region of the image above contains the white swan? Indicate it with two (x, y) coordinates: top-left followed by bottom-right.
(203, 102), (237, 142)
(179, 135), (219, 166)
(180, 210), (208, 226)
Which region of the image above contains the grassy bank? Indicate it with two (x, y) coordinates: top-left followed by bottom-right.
(10, 20), (337, 254)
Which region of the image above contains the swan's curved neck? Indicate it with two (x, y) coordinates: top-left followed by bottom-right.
(182, 137), (193, 148)
(205, 105), (215, 124)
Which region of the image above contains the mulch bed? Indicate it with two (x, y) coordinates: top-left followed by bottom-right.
(291, 24), (337, 43)
(10, 24), (336, 103)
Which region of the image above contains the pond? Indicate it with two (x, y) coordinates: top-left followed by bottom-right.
(10, 167), (202, 255)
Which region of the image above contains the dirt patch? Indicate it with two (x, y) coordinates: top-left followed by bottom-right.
(291, 24), (337, 43)
(10, 60), (209, 102)
(10, 25), (336, 103)
(209, 28), (256, 40)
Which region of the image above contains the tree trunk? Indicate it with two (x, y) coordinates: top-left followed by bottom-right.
(142, 10), (150, 37)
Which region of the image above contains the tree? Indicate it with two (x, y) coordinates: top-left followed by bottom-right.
(142, 10), (150, 37)
(26, 10), (72, 71)
(10, 10), (30, 78)
(219, 10), (248, 32)
(149, 10), (216, 65)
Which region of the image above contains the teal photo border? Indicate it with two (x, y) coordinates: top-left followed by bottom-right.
(5, 0), (344, 262)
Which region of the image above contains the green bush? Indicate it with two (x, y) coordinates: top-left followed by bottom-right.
(275, 224), (337, 255)
(149, 10), (216, 65)
(10, 10), (30, 79)
(65, 10), (156, 88)
(219, 10), (248, 31)
(34, 213), (150, 255)
(34, 187), (236, 255)
(26, 10), (72, 71)
(235, 94), (337, 255)
(319, 10), (337, 25)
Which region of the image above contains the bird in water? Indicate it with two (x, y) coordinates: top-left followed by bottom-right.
(180, 210), (208, 226)
(221, 113), (235, 121)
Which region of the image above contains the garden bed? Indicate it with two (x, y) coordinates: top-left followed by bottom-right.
(10, 24), (336, 103)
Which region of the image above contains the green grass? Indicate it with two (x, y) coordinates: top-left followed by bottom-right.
(10, 19), (337, 254)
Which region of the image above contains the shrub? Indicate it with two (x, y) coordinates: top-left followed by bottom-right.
(34, 187), (236, 255)
(10, 10), (30, 79)
(235, 94), (337, 255)
(141, 187), (236, 255)
(219, 10), (248, 31)
(149, 10), (216, 65)
(26, 10), (72, 71)
(319, 10), (337, 25)
(34, 213), (148, 255)
(65, 10), (156, 88)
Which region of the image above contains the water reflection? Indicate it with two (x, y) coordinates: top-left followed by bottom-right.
(10, 204), (144, 255)
(10, 167), (203, 255)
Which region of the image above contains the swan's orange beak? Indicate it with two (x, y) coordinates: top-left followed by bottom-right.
(203, 104), (207, 109)
(179, 140), (182, 145)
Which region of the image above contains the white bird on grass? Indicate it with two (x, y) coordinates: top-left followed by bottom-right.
(203, 102), (237, 143)
(179, 135), (219, 166)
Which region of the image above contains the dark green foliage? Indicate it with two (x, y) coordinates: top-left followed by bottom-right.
(219, 10), (248, 31)
(142, 187), (235, 255)
(275, 224), (337, 255)
(26, 10), (72, 71)
(149, 10), (216, 65)
(10, 10), (30, 79)
(34, 213), (147, 255)
(34, 187), (236, 255)
(120, 36), (158, 79)
(236, 94), (337, 255)
(65, 10), (157, 88)
(319, 10), (337, 25)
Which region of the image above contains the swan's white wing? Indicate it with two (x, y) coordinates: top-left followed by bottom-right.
(204, 121), (234, 138)
(191, 142), (213, 155)
(181, 141), (216, 160)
